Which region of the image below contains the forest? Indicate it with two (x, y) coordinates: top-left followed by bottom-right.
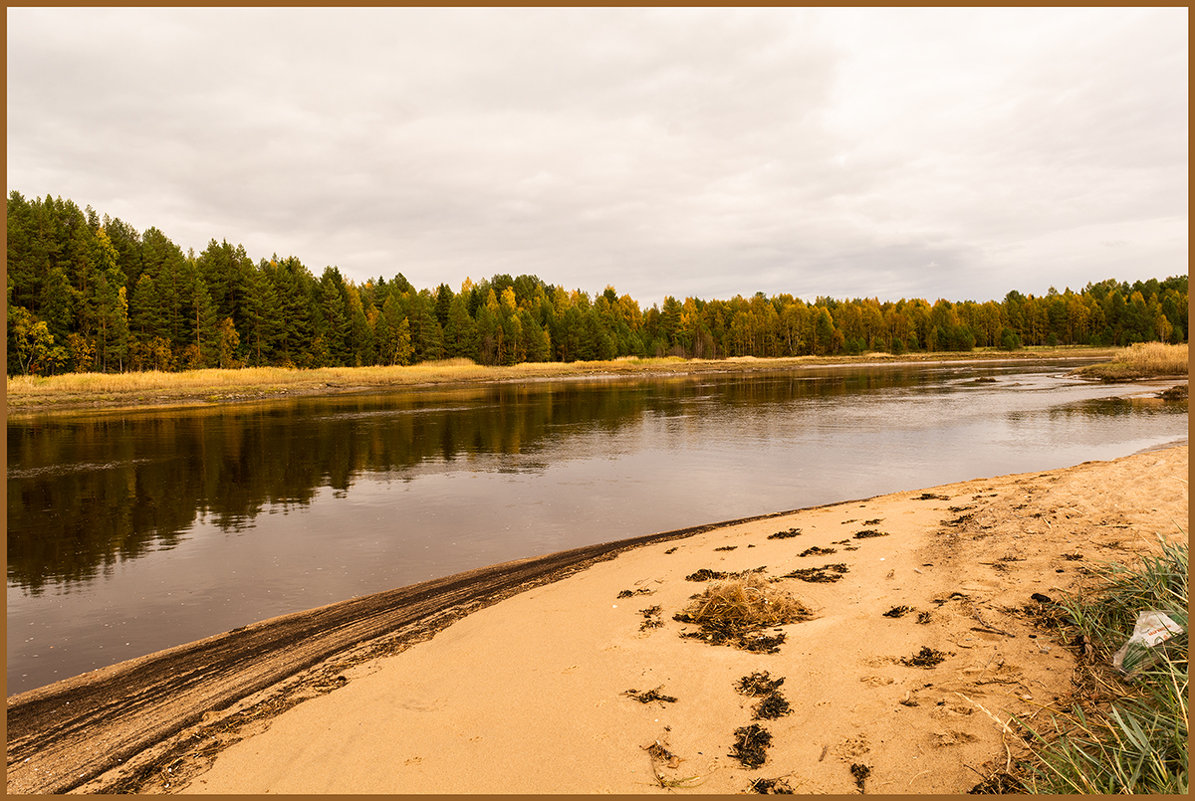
(6, 192), (1189, 376)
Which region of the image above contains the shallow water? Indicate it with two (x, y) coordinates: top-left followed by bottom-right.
(6, 360), (1187, 693)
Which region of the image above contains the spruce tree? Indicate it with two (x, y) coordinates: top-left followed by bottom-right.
(442, 293), (477, 359)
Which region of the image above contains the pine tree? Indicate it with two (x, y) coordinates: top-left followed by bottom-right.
(91, 229), (129, 371)
(344, 284), (374, 366)
(318, 268), (351, 365)
(267, 257), (315, 367)
(408, 291), (444, 362)
(38, 265), (76, 344)
(243, 262), (281, 366)
(103, 216), (143, 292)
(475, 302), (501, 365)
(434, 283), (453, 328)
(179, 259), (220, 368)
(141, 227), (187, 350)
(443, 293), (477, 359)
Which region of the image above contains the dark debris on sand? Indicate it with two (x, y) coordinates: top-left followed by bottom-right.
(736, 671), (786, 697)
(850, 763), (871, 792)
(617, 587), (654, 598)
(752, 691), (792, 720)
(623, 686), (678, 705)
(685, 566), (768, 582)
(748, 776), (795, 794)
(798, 546), (837, 557)
(900, 646), (948, 668)
(782, 563), (849, 583)
(639, 605), (663, 631)
(729, 724), (773, 769)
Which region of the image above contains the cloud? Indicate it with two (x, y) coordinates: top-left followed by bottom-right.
(6, 7), (1187, 306)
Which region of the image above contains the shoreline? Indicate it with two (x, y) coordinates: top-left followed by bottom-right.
(7, 445), (1187, 794)
(5, 507), (829, 795)
(5, 348), (1121, 416)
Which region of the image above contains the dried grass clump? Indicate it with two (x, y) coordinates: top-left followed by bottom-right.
(1113, 342), (1187, 373)
(674, 575), (811, 652)
(1074, 342), (1189, 381)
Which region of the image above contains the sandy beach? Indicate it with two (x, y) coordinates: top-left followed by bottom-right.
(35, 443), (1176, 795)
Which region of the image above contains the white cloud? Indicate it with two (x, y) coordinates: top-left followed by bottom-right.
(6, 7), (1187, 305)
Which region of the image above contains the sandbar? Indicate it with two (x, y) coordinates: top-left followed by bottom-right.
(63, 444), (1186, 795)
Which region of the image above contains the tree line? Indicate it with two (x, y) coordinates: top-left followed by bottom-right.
(6, 192), (1188, 376)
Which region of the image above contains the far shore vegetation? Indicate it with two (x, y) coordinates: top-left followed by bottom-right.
(4, 346), (1134, 413)
(7, 193), (1188, 381)
(1070, 342), (1189, 381)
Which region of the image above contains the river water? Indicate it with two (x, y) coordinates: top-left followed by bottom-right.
(6, 360), (1187, 693)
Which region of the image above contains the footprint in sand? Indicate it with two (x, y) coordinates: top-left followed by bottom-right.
(832, 733), (870, 762)
(931, 730), (977, 747)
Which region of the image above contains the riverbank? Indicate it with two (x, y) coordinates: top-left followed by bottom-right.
(1069, 342), (1188, 382)
(21, 444), (1182, 794)
(5, 346), (1117, 415)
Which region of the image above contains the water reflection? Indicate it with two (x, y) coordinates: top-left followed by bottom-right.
(7, 367), (951, 592)
(6, 362), (1187, 692)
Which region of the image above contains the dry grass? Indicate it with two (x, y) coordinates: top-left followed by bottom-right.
(5, 358), (685, 409)
(3, 357), (735, 404)
(676, 574), (811, 634)
(8, 346), (1122, 414)
(1073, 343), (1188, 381)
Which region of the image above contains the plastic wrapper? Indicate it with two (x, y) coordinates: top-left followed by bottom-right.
(1111, 610), (1186, 676)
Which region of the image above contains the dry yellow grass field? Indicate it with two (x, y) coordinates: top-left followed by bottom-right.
(1073, 342), (1189, 380)
(7, 346), (1121, 413)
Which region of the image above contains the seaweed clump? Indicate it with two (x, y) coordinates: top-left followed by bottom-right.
(853, 529), (889, 539)
(639, 605), (663, 631)
(851, 763), (872, 791)
(883, 605), (913, 618)
(730, 724), (773, 769)
(623, 686), (678, 704)
(617, 587), (654, 598)
(900, 646), (948, 668)
(686, 568), (730, 582)
(798, 546), (837, 557)
(643, 740), (680, 768)
(685, 566), (767, 582)
(736, 671), (785, 696)
(767, 528), (802, 540)
(753, 692), (792, 720)
(916, 492), (950, 501)
(674, 575), (810, 653)
(747, 777), (795, 794)
(783, 563), (849, 583)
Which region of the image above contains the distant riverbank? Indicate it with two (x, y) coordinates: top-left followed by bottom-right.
(5, 346), (1118, 415)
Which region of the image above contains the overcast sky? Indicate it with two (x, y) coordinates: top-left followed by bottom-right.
(7, 7), (1188, 306)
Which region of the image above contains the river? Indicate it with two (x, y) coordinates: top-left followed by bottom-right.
(6, 359), (1187, 693)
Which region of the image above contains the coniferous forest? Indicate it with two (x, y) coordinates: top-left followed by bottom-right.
(6, 192), (1189, 376)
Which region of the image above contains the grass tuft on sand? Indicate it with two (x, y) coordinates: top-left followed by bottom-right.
(1072, 342), (1188, 381)
(673, 575), (810, 653)
(1006, 540), (1188, 794)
